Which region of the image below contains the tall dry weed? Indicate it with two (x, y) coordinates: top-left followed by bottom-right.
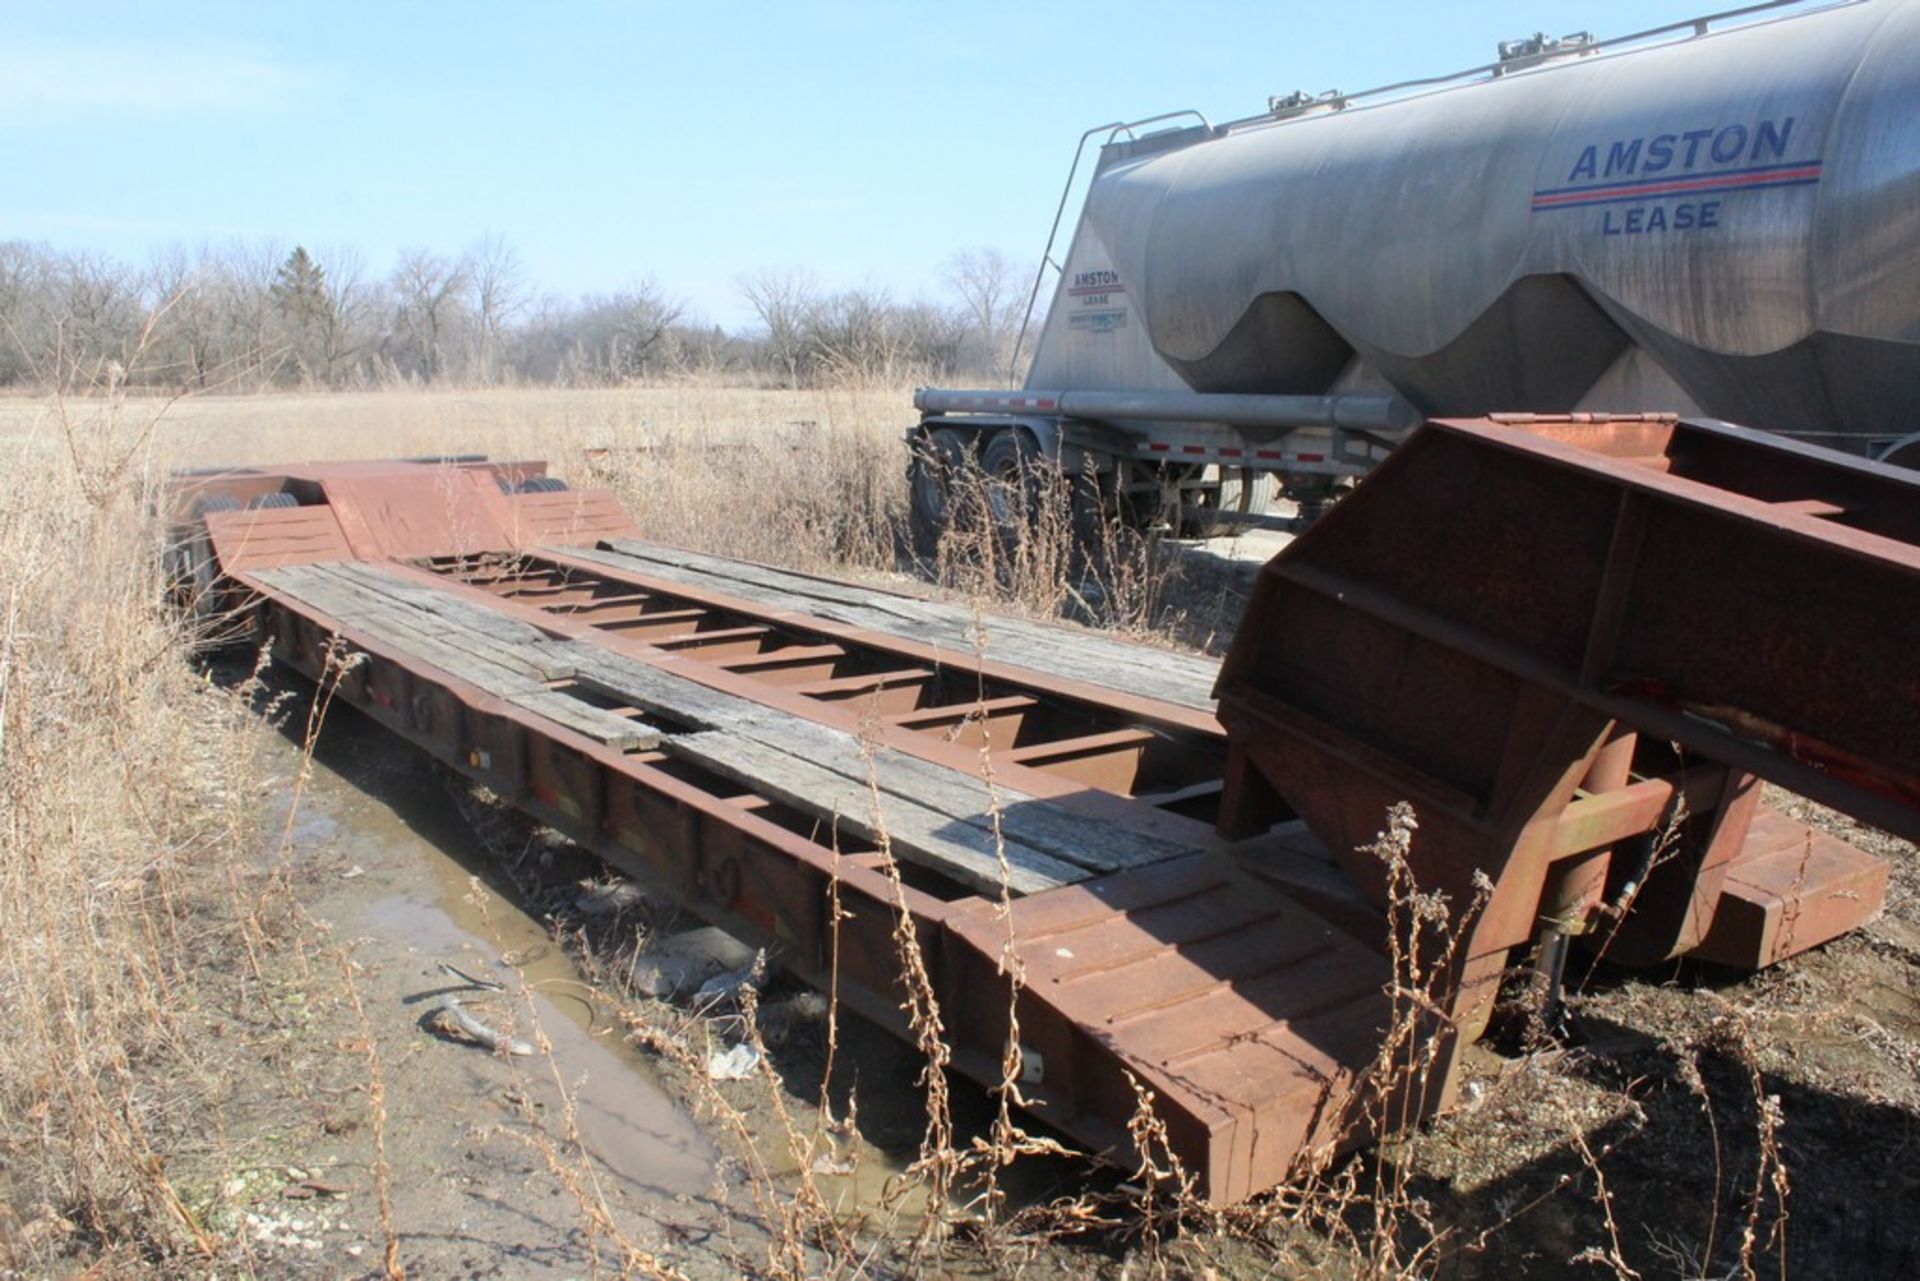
(0, 391), (283, 1267)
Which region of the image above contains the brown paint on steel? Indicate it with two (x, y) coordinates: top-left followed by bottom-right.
(165, 423), (1910, 1202)
(1216, 414), (1906, 1045)
(205, 505), (355, 572)
(237, 572), (1374, 1201)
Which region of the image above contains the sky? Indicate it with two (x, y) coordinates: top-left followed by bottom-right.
(4, 0), (1742, 328)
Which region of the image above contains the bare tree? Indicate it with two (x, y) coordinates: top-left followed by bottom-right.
(586, 280), (685, 382)
(316, 243), (376, 386)
(222, 237), (289, 382)
(0, 234), (1019, 395)
(945, 247), (1024, 382)
(389, 247), (472, 383)
(0, 241), (58, 384)
(738, 266), (817, 388)
(56, 251), (143, 383)
(804, 286), (915, 388)
(468, 234), (523, 385)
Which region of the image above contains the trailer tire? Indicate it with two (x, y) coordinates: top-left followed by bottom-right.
(165, 495), (240, 601)
(1186, 468), (1277, 538)
(907, 428), (968, 560)
(249, 492), (298, 510)
(514, 476), (570, 494)
(979, 429), (1047, 540)
(1221, 468), (1276, 518)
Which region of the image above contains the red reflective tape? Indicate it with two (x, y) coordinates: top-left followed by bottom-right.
(1220, 447), (1242, 457)
(1296, 452), (1324, 462)
(1181, 444), (1206, 455)
(1147, 442), (1171, 452)
(1254, 449), (1284, 460)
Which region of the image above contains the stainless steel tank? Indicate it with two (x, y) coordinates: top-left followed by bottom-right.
(1025, 0), (1920, 452)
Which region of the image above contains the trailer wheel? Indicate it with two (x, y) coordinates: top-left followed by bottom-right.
(979, 429), (1047, 539)
(167, 494), (241, 594)
(514, 476), (570, 494)
(907, 428), (968, 559)
(249, 492), (298, 510)
(1185, 468), (1276, 538)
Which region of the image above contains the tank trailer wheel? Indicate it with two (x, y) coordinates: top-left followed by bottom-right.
(249, 491), (298, 510)
(514, 476), (570, 494)
(979, 429), (1052, 543)
(1285, 475), (1350, 530)
(906, 427), (969, 560)
(1184, 467), (1277, 539)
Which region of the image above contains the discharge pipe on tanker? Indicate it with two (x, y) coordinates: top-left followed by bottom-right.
(913, 387), (1420, 434)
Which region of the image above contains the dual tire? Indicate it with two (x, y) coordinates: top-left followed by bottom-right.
(908, 428), (1095, 561)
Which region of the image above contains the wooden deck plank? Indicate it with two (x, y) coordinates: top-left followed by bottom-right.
(561, 642), (1191, 875)
(671, 731), (1079, 895)
(332, 561), (556, 646)
(256, 565), (550, 695)
(254, 566), (657, 753)
(556, 540), (1223, 713)
(255, 566), (1200, 896)
(508, 689), (663, 752)
(288, 564), (566, 682)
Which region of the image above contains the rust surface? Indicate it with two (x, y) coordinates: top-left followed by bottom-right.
(163, 426), (1911, 1202)
(1216, 415), (1908, 1045)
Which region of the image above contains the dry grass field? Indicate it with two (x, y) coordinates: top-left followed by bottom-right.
(0, 384), (909, 567)
(1, 385), (1916, 1279)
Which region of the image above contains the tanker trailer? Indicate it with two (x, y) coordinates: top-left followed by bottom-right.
(909, 0), (1920, 550)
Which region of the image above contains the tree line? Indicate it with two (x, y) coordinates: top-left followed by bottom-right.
(0, 238), (1034, 393)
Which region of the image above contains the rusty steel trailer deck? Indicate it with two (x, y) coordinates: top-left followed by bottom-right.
(167, 417), (1915, 1202)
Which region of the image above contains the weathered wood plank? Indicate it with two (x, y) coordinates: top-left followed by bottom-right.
(334, 562), (555, 646)
(256, 568), (1199, 894)
(286, 567), (562, 684)
(559, 643), (756, 733)
(300, 563), (576, 682)
(559, 642), (1190, 874)
(561, 539), (1222, 712)
(256, 565), (548, 696)
(256, 567), (655, 752)
(671, 731), (1080, 895)
(507, 689), (662, 752)
(716, 708), (1183, 873)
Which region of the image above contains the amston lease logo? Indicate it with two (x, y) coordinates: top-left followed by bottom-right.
(1531, 117), (1822, 235)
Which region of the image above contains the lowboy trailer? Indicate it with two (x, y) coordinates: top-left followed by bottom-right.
(167, 414), (1915, 1201)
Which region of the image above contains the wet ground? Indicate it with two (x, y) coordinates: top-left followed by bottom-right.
(238, 679), (1090, 1279)
(243, 701), (743, 1276)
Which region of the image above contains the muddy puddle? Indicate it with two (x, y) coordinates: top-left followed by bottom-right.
(250, 700), (759, 1274)
(291, 727), (716, 1198)
(249, 689), (1020, 1275)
